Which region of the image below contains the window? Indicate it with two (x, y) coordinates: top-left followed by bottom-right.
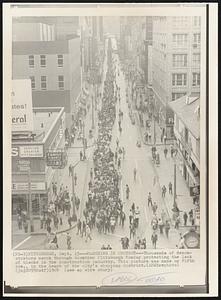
(172, 34), (188, 46)
(193, 16), (201, 27)
(193, 53), (200, 66)
(172, 54), (187, 67)
(28, 55), (34, 68)
(193, 33), (201, 44)
(58, 75), (64, 90)
(40, 55), (46, 67)
(172, 92), (186, 101)
(30, 76), (35, 90)
(192, 73), (200, 86)
(57, 54), (64, 67)
(172, 73), (187, 86)
(41, 76), (47, 90)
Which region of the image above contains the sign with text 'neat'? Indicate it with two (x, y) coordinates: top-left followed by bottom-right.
(12, 79), (33, 132)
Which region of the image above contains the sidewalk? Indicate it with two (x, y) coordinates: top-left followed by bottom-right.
(134, 110), (173, 146)
(151, 145), (196, 226)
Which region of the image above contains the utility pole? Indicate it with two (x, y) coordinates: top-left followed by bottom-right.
(82, 121), (86, 160)
(28, 167), (34, 232)
(153, 96), (156, 145)
(173, 162), (177, 206)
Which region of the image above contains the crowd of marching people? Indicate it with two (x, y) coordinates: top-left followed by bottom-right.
(74, 38), (125, 244)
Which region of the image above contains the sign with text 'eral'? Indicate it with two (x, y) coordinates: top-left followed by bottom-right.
(19, 145), (44, 158)
(12, 79), (33, 132)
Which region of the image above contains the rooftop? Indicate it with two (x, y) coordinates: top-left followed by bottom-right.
(169, 94), (200, 139)
(33, 110), (59, 142)
(12, 107), (64, 144)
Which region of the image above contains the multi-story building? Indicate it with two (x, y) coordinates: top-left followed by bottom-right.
(12, 20), (81, 127)
(152, 16), (201, 138)
(12, 106), (66, 217)
(169, 94), (200, 191)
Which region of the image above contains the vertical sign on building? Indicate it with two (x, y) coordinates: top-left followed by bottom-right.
(12, 79), (34, 132)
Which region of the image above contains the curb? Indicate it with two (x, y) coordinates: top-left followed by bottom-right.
(30, 223), (77, 236)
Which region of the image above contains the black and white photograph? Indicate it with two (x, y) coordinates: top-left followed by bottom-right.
(3, 2), (218, 296)
(11, 14), (202, 251)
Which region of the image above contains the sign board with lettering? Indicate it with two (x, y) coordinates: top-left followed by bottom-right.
(19, 145), (44, 158)
(12, 79), (33, 132)
(16, 160), (30, 171)
(46, 149), (67, 168)
(12, 182), (46, 191)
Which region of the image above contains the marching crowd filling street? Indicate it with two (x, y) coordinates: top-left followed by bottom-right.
(13, 37), (199, 251)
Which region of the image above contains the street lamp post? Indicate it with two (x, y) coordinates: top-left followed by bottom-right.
(173, 162), (177, 206)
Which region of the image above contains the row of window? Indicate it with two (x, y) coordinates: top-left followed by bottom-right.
(172, 73), (200, 86)
(172, 53), (200, 67)
(172, 33), (201, 46)
(28, 54), (64, 68)
(172, 16), (201, 27)
(30, 75), (64, 90)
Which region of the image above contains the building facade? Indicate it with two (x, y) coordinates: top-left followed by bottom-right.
(169, 95), (200, 191)
(12, 107), (66, 216)
(12, 37), (81, 127)
(152, 16), (201, 138)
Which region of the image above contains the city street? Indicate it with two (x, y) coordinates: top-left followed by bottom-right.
(14, 38), (195, 250)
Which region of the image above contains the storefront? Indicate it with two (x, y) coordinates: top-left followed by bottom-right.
(12, 107), (66, 217)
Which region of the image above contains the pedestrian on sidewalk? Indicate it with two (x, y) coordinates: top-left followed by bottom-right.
(189, 209), (194, 225)
(161, 209), (167, 224)
(164, 148), (168, 158)
(90, 168), (93, 180)
(115, 151), (118, 164)
(133, 167), (137, 181)
(148, 192), (153, 207)
(17, 214), (22, 230)
(153, 175), (158, 186)
(116, 137), (119, 148)
(126, 184), (130, 200)
(68, 216), (72, 228)
(74, 173), (77, 186)
(66, 232), (71, 250)
(170, 145), (174, 158)
(76, 219), (82, 235)
(183, 211), (188, 226)
(122, 147), (125, 160)
(152, 202), (158, 214)
(69, 164), (72, 177)
(151, 232), (158, 249)
(129, 210), (133, 225)
(164, 220), (170, 238)
(174, 216), (180, 229)
(85, 224), (92, 242)
(59, 211), (63, 226)
(158, 218), (164, 234)
(118, 157), (121, 169)
(80, 150), (83, 161)
(119, 126), (122, 135)
(81, 220), (86, 237)
(162, 185), (167, 198)
(169, 182), (173, 194)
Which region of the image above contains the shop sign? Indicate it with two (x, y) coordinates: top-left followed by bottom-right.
(190, 185), (200, 197)
(19, 145), (44, 158)
(46, 149), (67, 168)
(12, 79), (33, 132)
(12, 182), (46, 191)
(16, 160), (30, 171)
